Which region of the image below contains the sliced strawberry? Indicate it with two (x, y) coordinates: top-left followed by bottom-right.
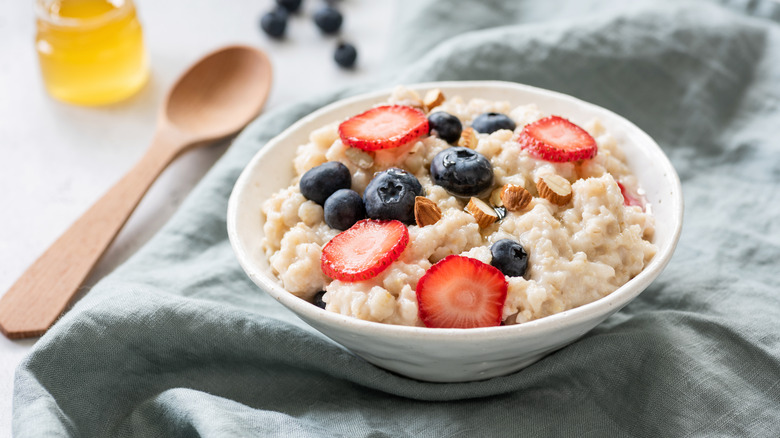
(321, 219), (409, 282)
(338, 105), (429, 151)
(617, 181), (644, 209)
(416, 255), (508, 329)
(517, 115), (597, 163)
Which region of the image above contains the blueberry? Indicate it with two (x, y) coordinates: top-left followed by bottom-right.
(490, 239), (528, 277)
(313, 290), (326, 309)
(428, 112), (462, 144)
(260, 9), (287, 38)
(471, 112), (516, 134)
(363, 168), (423, 224)
(430, 147), (494, 197)
(300, 161), (351, 205)
(324, 189), (365, 230)
(314, 6), (343, 34)
(271, 5), (289, 19)
(276, 0), (302, 13)
(334, 43), (357, 68)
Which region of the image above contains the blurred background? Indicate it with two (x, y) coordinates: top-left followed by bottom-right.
(0, 1), (395, 435)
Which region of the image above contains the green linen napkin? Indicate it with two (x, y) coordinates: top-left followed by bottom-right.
(13, 0), (780, 436)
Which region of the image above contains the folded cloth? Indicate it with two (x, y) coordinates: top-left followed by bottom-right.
(13, 0), (780, 436)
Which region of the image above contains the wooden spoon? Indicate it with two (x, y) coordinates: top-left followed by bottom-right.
(0, 45), (272, 339)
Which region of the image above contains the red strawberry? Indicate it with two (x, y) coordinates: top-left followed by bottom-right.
(517, 115), (598, 162)
(617, 181), (644, 209)
(321, 219), (409, 282)
(338, 105), (429, 151)
(416, 255), (508, 329)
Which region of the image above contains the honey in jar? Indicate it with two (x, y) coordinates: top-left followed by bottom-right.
(35, 0), (149, 105)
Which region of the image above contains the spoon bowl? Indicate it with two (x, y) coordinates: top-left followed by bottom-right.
(0, 45), (272, 339)
(165, 46), (272, 140)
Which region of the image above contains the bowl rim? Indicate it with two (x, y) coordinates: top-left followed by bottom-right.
(227, 80), (684, 341)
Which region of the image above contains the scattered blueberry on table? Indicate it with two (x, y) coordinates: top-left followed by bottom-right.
(260, 0), (357, 69)
(260, 8), (288, 38)
(271, 4), (290, 19)
(313, 5), (343, 34)
(276, 0), (302, 13)
(471, 112), (516, 134)
(333, 42), (357, 68)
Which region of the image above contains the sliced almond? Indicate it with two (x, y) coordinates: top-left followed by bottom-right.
(398, 88), (425, 109)
(490, 187), (504, 207)
(500, 184), (533, 211)
(466, 197), (498, 228)
(457, 127), (478, 149)
(345, 147), (374, 169)
(536, 174), (572, 206)
(414, 196), (442, 227)
(423, 89), (445, 111)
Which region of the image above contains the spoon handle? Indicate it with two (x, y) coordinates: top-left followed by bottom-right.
(0, 129), (185, 339)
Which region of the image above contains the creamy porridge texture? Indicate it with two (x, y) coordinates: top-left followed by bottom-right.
(261, 86), (657, 328)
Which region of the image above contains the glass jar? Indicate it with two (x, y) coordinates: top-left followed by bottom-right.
(35, 0), (149, 105)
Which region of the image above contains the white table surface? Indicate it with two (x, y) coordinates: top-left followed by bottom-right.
(0, 1), (394, 434)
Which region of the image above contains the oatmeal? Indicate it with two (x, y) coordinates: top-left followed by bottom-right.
(261, 86), (656, 328)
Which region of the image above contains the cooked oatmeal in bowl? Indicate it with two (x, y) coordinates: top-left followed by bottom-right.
(260, 85), (657, 328)
(227, 81), (682, 381)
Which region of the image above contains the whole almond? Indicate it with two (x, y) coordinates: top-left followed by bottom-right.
(414, 196), (442, 227)
(537, 174), (572, 206)
(423, 89), (446, 111)
(500, 184), (532, 211)
(458, 127), (478, 149)
(466, 197), (498, 228)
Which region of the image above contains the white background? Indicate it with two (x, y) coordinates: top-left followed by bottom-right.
(0, 0), (395, 434)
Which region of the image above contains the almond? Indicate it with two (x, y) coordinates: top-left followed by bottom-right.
(458, 127), (478, 149)
(490, 187), (504, 207)
(423, 89), (445, 111)
(414, 196), (442, 227)
(500, 184), (533, 211)
(466, 197), (498, 228)
(536, 174), (572, 206)
(345, 147), (374, 169)
(402, 89), (425, 109)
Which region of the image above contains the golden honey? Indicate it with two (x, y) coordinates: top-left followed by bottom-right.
(35, 0), (149, 105)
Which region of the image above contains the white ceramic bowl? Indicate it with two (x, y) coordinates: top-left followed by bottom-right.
(227, 81), (683, 382)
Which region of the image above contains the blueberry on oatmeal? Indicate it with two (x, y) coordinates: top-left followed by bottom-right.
(313, 291), (326, 309)
(300, 161), (351, 205)
(430, 147), (494, 197)
(363, 168), (423, 224)
(427, 112), (462, 143)
(490, 239), (528, 277)
(324, 189), (365, 230)
(471, 112), (516, 134)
